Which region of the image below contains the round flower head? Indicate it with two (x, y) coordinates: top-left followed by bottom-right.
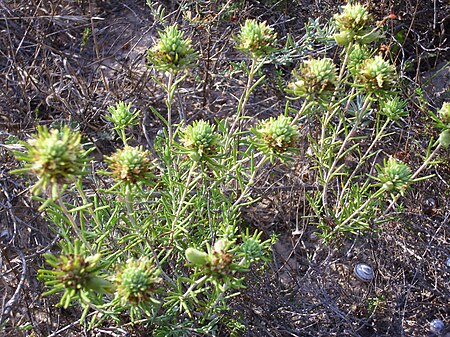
(235, 19), (277, 58)
(147, 25), (197, 73)
(12, 125), (89, 197)
(439, 129), (450, 148)
(335, 3), (371, 34)
(253, 115), (299, 162)
(358, 56), (396, 95)
(114, 257), (161, 319)
(379, 96), (408, 121)
(38, 240), (111, 308)
(241, 238), (264, 261)
(287, 57), (337, 99)
(376, 157), (412, 195)
(348, 44), (370, 75)
(333, 3), (379, 45)
(104, 101), (140, 130)
(438, 102), (450, 126)
(105, 146), (154, 185)
(181, 120), (220, 161)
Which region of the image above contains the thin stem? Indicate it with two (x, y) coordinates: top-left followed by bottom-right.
(321, 94), (372, 215)
(336, 118), (391, 211)
(169, 162), (199, 243)
(226, 57), (259, 147)
(232, 155), (268, 208)
(336, 187), (385, 229)
(291, 100), (314, 125)
(56, 195), (92, 253)
(166, 72), (175, 143)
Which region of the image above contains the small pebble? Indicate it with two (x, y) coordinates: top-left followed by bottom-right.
(430, 319), (445, 334)
(354, 263), (374, 282)
(422, 196), (438, 216)
(446, 257), (450, 269)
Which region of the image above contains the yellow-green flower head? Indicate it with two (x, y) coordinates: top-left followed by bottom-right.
(105, 101), (140, 130)
(379, 96), (408, 121)
(377, 157), (412, 195)
(114, 257), (161, 317)
(288, 57), (337, 98)
(147, 25), (197, 73)
(439, 129), (450, 148)
(106, 146), (154, 184)
(235, 19), (277, 58)
(38, 240), (111, 308)
(181, 120), (220, 161)
(241, 238), (264, 261)
(333, 3), (380, 45)
(335, 3), (370, 32)
(12, 125), (89, 196)
(256, 115), (298, 155)
(348, 44), (370, 75)
(358, 55), (396, 94)
(438, 102), (450, 125)
(185, 247), (209, 265)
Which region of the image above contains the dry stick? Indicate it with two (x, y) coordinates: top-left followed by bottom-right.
(0, 246), (27, 324)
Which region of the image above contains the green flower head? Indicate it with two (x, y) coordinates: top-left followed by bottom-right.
(114, 257), (161, 319)
(287, 57), (337, 99)
(438, 102), (450, 126)
(253, 115), (299, 162)
(439, 129), (450, 148)
(333, 3), (380, 45)
(334, 3), (371, 34)
(147, 25), (197, 73)
(376, 157), (412, 195)
(105, 101), (140, 130)
(348, 44), (370, 75)
(235, 19), (277, 58)
(105, 146), (154, 184)
(358, 56), (396, 94)
(379, 96), (408, 121)
(12, 125), (89, 197)
(38, 240), (111, 309)
(181, 120), (220, 161)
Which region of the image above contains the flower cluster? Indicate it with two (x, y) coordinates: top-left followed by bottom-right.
(12, 125), (89, 197)
(287, 57), (337, 99)
(38, 240), (111, 308)
(437, 102), (450, 148)
(334, 3), (380, 46)
(379, 96), (408, 121)
(105, 146), (154, 185)
(252, 115), (299, 162)
(357, 56), (396, 95)
(147, 25), (197, 73)
(113, 257), (161, 319)
(186, 240), (236, 279)
(235, 19), (277, 58)
(181, 120), (221, 162)
(348, 44), (370, 76)
(104, 101), (140, 131)
(375, 157), (412, 195)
